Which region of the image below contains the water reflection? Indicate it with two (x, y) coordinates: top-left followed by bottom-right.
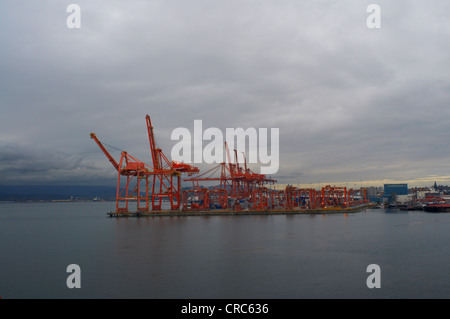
(2, 203), (450, 298)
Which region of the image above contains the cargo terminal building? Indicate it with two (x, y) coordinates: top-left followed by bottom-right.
(383, 184), (408, 203)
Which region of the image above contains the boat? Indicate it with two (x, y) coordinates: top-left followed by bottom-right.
(398, 205), (423, 211)
(423, 203), (450, 213)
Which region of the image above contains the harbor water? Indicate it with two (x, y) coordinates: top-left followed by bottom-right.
(1, 201), (450, 299)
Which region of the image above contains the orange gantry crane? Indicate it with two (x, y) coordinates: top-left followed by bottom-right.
(91, 115), (369, 214)
(183, 142), (276, 211)
(90, 132), (151, 213)
(144, 114), (199, 210)
(90, 115), (199, 213)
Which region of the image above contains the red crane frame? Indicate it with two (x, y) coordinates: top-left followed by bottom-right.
(91, 115), (199, 213)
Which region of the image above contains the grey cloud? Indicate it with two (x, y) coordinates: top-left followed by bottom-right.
(0, 143), (116, 185)
(1, 0), (450, 187)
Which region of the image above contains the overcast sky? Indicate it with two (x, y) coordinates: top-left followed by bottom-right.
(1, 0), (450, 188)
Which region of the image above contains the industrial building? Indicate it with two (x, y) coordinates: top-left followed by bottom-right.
(383, 184), (408, 203)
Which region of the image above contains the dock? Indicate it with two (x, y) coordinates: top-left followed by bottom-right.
(107, 203), (374, 217)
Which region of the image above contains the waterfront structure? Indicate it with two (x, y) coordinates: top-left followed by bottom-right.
(365, 186), (380, 202)
(383, 184), (408, 202)
(91, 115), (371, 215)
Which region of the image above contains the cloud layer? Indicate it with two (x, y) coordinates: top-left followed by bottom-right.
(1, 0), (450, 187)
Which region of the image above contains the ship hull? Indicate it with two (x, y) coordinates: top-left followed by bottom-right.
(423, 204), (450, 213)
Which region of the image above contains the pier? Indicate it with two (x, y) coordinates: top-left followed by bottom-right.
(107, 203), (374, 217)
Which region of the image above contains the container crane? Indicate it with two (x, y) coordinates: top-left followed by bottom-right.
(145, 114), (199, 210)
(90, 132), (152, 213)
(90, 115), (199, 214)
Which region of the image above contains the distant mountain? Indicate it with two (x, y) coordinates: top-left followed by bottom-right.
(0, 185), (116, 201)
(0, 184), (220, 201)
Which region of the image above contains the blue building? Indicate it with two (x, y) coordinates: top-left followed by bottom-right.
(384, 184), (408, 202)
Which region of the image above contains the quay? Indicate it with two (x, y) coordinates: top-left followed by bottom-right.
(107, 203), (374, 217)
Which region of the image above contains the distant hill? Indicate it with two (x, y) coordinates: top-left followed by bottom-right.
(0, 184), (221, 202)
(0, 185), (116, 201)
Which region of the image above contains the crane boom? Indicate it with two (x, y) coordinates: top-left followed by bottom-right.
(242, 152), (248, 172)
(225, 141), (234, 177)
(90, 133), (120, 171)
(146, 114), (161, 170)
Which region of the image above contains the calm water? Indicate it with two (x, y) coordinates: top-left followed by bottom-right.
(1, 201), (450, 299)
